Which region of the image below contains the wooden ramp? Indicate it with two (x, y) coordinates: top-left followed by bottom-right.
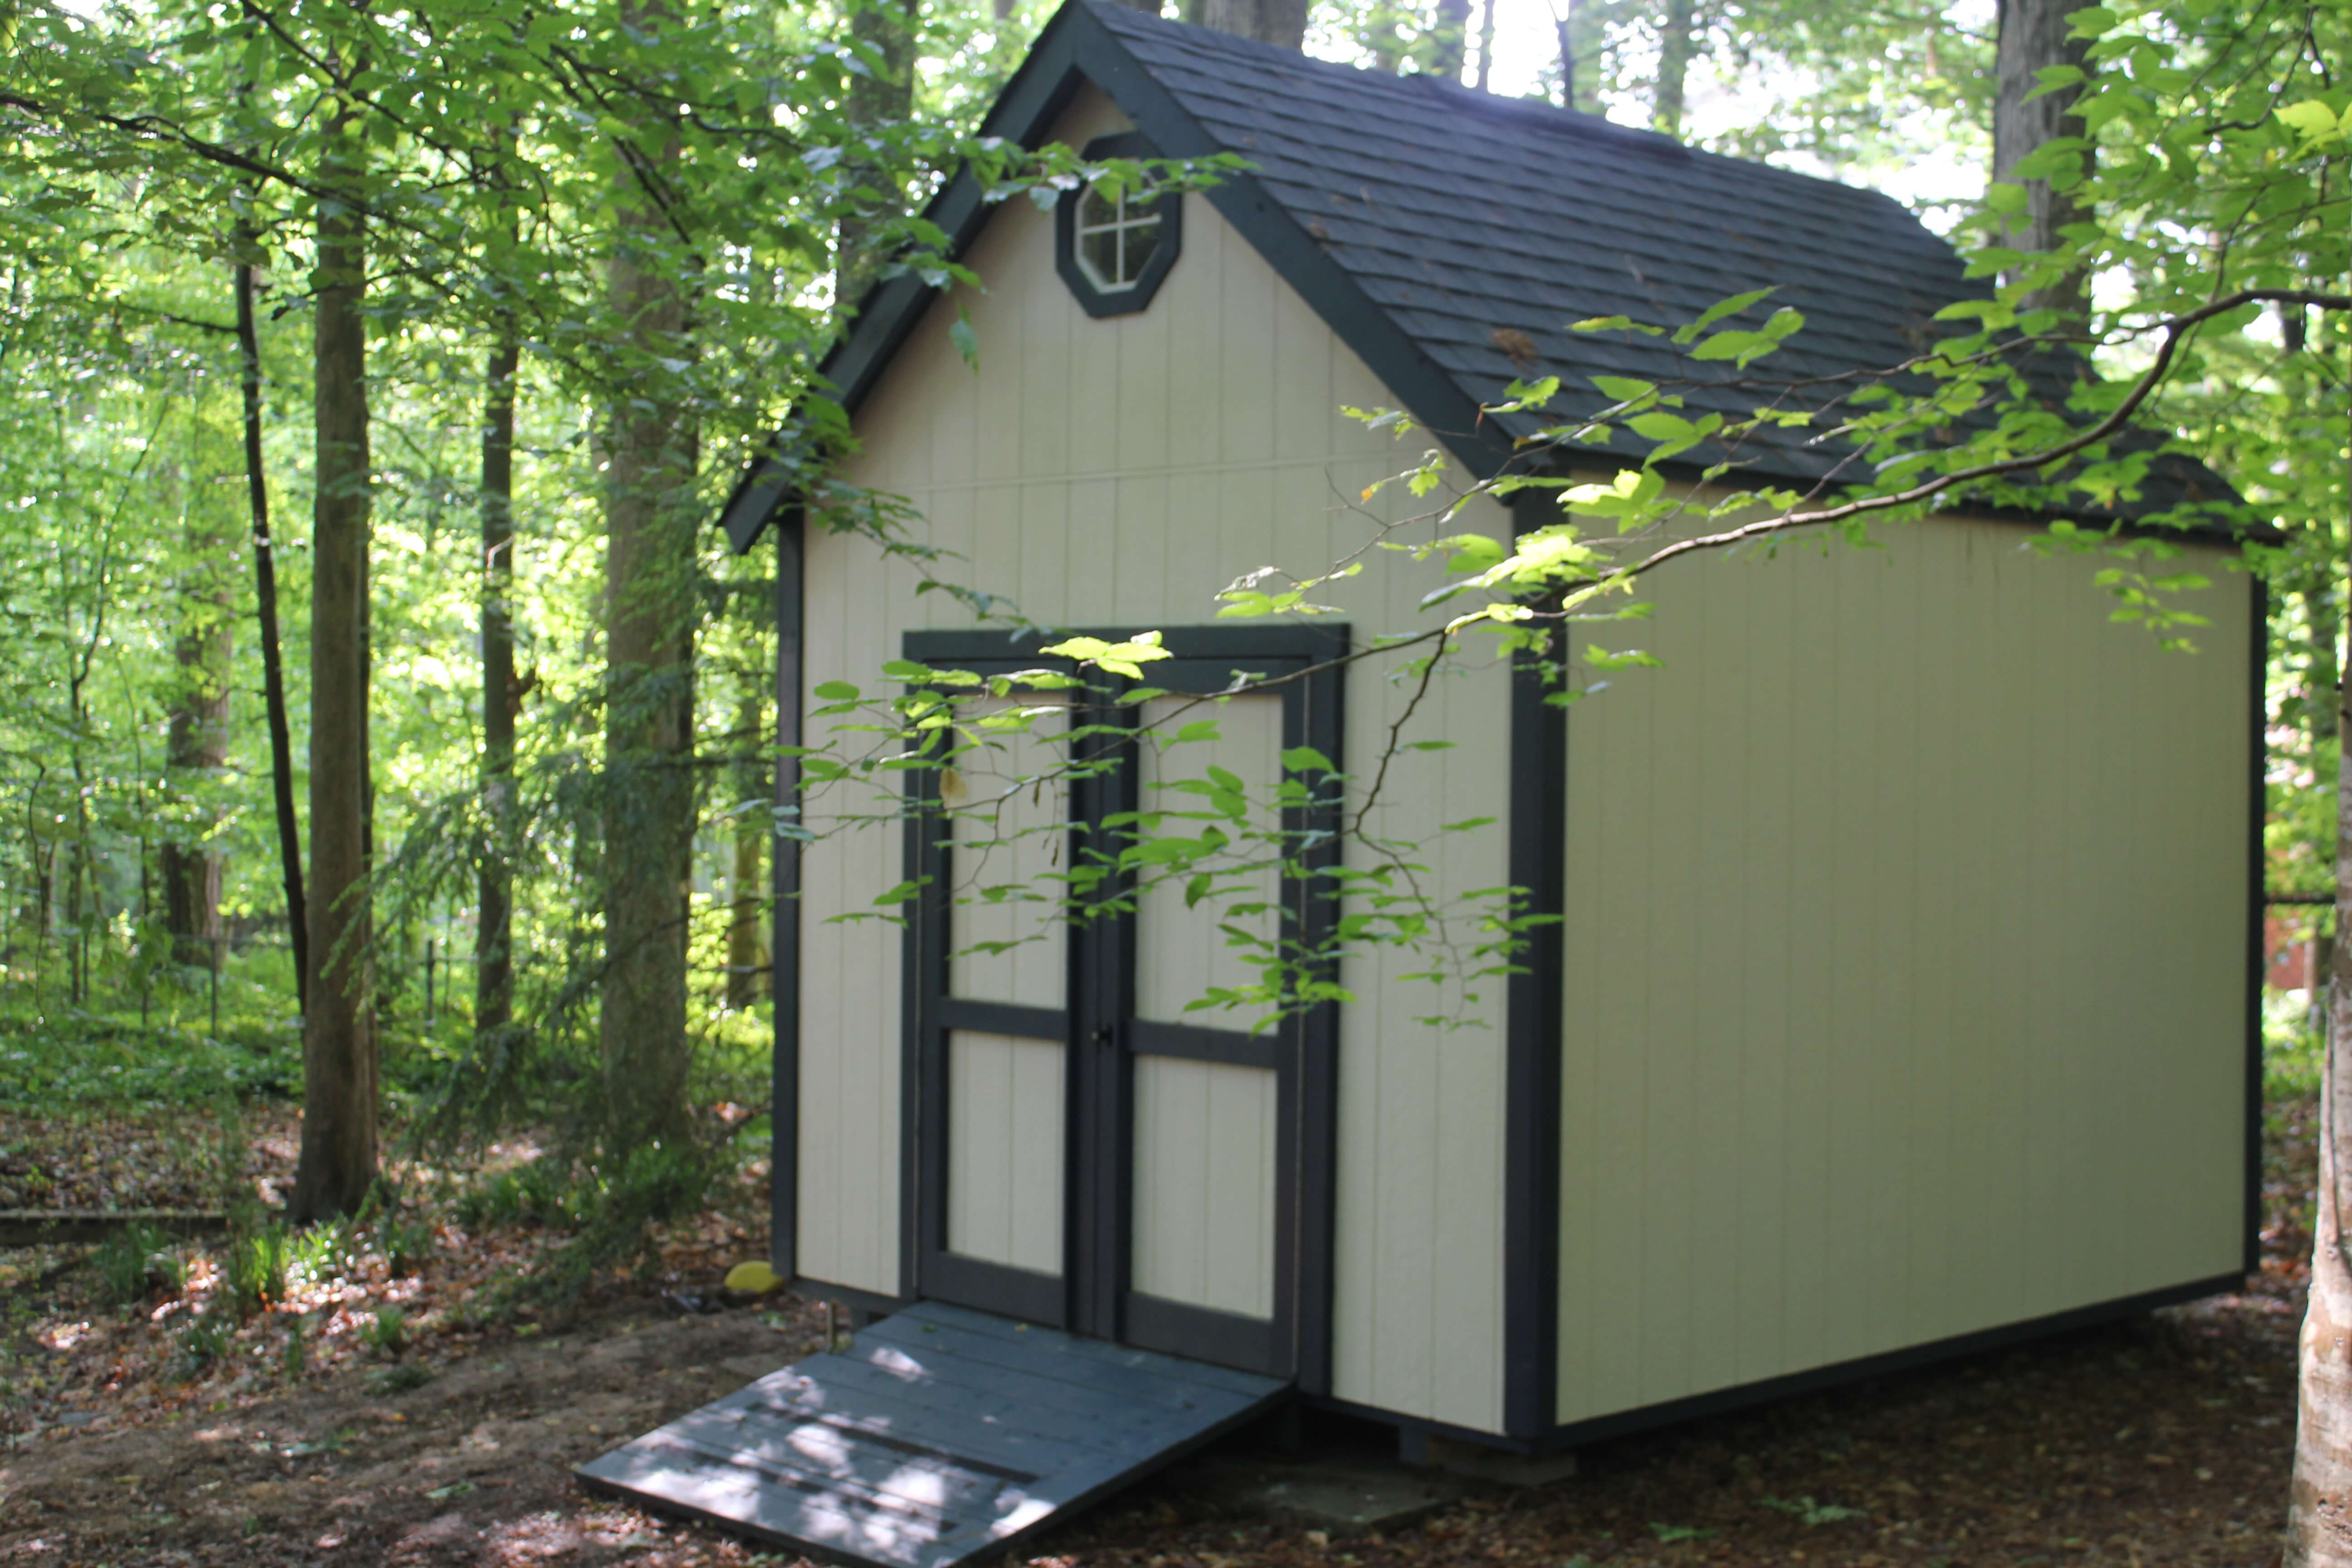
(576, 1300), (1289, 1568)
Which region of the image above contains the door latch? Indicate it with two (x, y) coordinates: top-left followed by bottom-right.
(1089, 1024), (1114, 1047)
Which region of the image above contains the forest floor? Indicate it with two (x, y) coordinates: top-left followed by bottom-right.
(0, 1091), (2317, 1568)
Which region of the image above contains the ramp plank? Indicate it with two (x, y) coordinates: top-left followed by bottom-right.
(578, 1300), (1288, 1568)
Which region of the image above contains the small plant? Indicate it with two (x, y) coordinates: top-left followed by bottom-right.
(174, 1308), (234, 1375)
(1649, 1523), (1716, 1544)
(280, 1312), (314, 1378)
(94, 1223), (176, 1307)
(221, 1222), (293, 1317)
(359, 1305), (409, 1357)
(1759, 1495), (1864, 1527)
(381, 1213), (437, 1278)
(289, 1222), (353, 1290)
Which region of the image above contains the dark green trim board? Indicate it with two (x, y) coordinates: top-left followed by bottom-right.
(768, 508), (805, 1284)
(1501, 505), (1569, 1440)
(2247, 576), (2269, 1278)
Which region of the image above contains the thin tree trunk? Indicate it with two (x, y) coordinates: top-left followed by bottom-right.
(600, 7), (698, 1153)
(477, 323), (519, 1039)
(1475, 0), (1497, 90)
(1653, 0), (1695, 135)
(235, 248), (307, 1005)
(1992, 0), (2093, 321)
(1553, 0), (1579, 112)
(291, 115), (378, 1222)
(725, 694), (766, 1010)
(1429, 0), (1470, 78)
(161, 474), (232, 971)
(2284, 364), (2352, 1568)
(837, 0), (917, 311)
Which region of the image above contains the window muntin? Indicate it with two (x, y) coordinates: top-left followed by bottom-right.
(1072, 183), (1164, 293)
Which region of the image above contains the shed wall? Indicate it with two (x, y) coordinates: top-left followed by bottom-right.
(793, 85), (1518, 1431)
(1552, 523), (2252, 1427)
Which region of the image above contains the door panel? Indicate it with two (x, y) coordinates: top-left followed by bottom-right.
(905, 629), (1345, 1387)
(1131, 694), (1284, 1024)
(946, 698), (1070, 1009)
(1131, 1054), (1278, 1318)
(946, 1030), (1066, 1273)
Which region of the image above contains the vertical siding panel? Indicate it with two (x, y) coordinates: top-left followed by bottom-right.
(1217, 216), (1275, 467)
(1071, 314), (1120, 476)
(1019, 230), (1072, 480)
(1906, 524), (1960, 1341)
(1869, 538), (1920, 1350)
(1115, 280), (1172, 475)
(1735, 543), (1793, 1382)
(1584, 641), (1654, 1419)
(1163, 194), (1220, 468)
(1684, 549), (1745, 1399)
(1639, 562), (1700, 1405)
(1819, 542), (1878, 1359)
(1271, 274), (1328, 463)
(1778, 534), (1837, 1375)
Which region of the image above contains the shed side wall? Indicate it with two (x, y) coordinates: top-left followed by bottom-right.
(1553, 524), (2251, 1426)
(795, 85), (1516, 1431)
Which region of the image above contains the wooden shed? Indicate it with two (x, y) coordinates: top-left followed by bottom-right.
(584, 4), (2259, 1559)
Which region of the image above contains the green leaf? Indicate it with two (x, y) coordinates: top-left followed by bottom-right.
(948, 311), (980, 372)
(880, 660), (933, 680)
(813, 680), (861, 700)
(1590, 375), (1656, 404)
(1281, 745), (1335, 774)
(1568, 314), (1663, 335)
(2064, 3), (2116, 37)
(1672, 285), (1775, 345)
(2278, 99), (2344, 145)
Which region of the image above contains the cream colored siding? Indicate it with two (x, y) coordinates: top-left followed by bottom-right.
(794, 85), (1513, 1428)
(1554, 522), (2250, 1426)
(1132, 693), (1281, 1022)
(945, 1030), (1066, 1273)
(1131, 1056), (1279, 1316)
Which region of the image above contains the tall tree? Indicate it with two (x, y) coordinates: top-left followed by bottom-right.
(1197, 0), (1306, 49)
(158, 473), (231, 970)
(291, 88), (379, 1221)
(1652, 0), (1697, 135)
(1991, 0), (2092, 320)
(234, 247), (308, 1008)
(476, 318), (519, 1040)
(598, 0), (700, 1154)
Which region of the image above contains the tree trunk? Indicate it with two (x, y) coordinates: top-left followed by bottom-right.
(1196, 0), (1305, 49)
(600, 11), (698, 1154)
(837, 0), (917, 311)
(1992, 0), (2093, 321)
(1474, 0), (1497, 91)
(477, 323), (519, 1039)
(1653, 0), (1696, 136)
(291, 118), (378, 1223)
(2284, 358), (2352, 1568)
(726, 694), (766, 1010)
(160, 477), (232, 971)
(235, 248), (307, 1006)
(1428, 0), (1471, 78)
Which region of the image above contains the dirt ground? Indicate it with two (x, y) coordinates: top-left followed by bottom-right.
(0, 1098), (2317, 1568)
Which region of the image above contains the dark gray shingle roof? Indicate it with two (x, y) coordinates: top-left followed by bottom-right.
(1089, 0), (1974, 487)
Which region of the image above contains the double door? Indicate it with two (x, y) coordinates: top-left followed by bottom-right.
(902, 628), (1342, 1381)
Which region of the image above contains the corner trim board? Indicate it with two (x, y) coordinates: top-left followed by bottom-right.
(1501, 493), (1568, 1439)
(769, 506), (805, 1283)
(2246, 574), (2268, 1277)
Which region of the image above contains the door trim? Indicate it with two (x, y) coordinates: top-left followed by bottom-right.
(900, 625), (1346, 1392)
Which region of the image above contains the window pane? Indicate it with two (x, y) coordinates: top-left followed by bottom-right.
(1079, 187), (1119, 229)
(1082, 226), (1122, 287)
(1119, 216), (1161, 283)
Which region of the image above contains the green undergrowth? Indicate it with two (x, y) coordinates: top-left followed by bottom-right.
(2264, 989), (2325, 1102)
